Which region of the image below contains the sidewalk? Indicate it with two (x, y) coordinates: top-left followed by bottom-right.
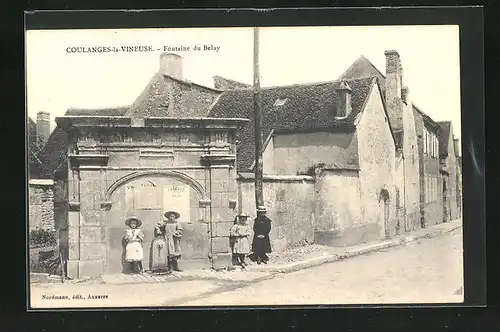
(45, 219), (462, 285)
(251, 218), (462, 273)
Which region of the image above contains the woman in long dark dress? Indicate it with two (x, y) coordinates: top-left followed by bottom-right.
(252, 207), (272, 264)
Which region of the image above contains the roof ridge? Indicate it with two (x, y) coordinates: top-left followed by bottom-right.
(258, 76), (374, 91)
(67, 105), (130, 111)
(163, 74), (223, 93)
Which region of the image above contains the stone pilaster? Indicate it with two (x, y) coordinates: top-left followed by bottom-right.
(202, 152), (238, 269)
(66, 153), (109, 278)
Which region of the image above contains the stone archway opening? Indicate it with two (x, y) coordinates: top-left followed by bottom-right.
(104, 172), (210, 274)
(379, 189), (391, 240)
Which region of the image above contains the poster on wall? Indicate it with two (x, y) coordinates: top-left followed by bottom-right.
(163, 184), (190, 223)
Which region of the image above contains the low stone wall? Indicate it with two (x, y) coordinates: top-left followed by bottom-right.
(238, 174), (316, 252)
(28, 179), (55, 231)
(29, 245), (57, 273)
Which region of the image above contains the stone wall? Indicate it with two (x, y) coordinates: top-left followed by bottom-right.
(272, 131), (359, 175)
(413, 109), (443, 227)
(29, 180), (55, 231)
(238, 174), (315, 252)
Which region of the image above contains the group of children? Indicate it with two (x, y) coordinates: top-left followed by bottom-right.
(124, 210), (183, 274)
(123, 207), (272, 274)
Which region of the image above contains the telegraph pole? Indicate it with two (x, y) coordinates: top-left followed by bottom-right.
(253, 27), (264, 210)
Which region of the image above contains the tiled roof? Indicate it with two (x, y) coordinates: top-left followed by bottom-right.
(126, 73), (221, 118)
(38, 126), (69, 179)
(213, 76), (252, 90)
(208, 77), (376, 171)
(437, 121), (452, 158)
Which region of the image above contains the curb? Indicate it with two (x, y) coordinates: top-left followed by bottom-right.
(33, 223), (462, 284)
(253, 223), (462, 274)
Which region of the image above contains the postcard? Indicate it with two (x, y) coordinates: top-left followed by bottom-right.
(26, 24), (464, 309)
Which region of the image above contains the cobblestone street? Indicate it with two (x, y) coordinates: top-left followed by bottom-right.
(30, 227), (463, 308)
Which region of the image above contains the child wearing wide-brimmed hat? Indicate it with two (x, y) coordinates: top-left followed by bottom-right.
(230, 212), (252, 269)
(154, 210), (183, 272)
(124, 217), (145, 274)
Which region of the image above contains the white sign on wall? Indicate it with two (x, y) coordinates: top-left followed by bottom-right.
(163, 184), (190, 223)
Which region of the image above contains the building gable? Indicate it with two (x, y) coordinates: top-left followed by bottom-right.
(356, 77), (396, 162)
(438, 121), (452, 158)
(340, 54), (441, 150)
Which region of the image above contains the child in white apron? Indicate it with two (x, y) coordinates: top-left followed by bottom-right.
(124, 217), (145, 274)
(230, 213), (251, 269)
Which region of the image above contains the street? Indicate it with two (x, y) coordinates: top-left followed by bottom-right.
(30, 227), (463, 308)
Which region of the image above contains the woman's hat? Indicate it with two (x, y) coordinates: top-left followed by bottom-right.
(164, 211), (180, 219)
(238, 212), (250, 218)
(125, 216), (142, 227)
(257, 206), (267, 213)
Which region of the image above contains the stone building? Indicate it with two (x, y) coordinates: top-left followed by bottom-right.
(209, 75), (399, 246)
(414, 108), (443, 227)
(438, 121), (461, 221)
(40, 53), (248, 278)
(340, 51), (421, 234)
(339, 51), (462, 229)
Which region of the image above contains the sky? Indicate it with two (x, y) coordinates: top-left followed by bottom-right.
(26, 25), (461, 142)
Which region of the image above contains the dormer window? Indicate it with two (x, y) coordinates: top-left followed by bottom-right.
(273, 98), (287, 107)
(335, 80), (352, 119)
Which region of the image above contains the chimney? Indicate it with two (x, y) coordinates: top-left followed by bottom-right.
(384, 50), (404, 131)
(160, 53), (183, 80)
(335, 79), (352, 118)
(36, 111), (50, 147)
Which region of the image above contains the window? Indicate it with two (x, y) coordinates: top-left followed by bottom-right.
(431, 134), (434, 157)
(424, 130), (428, 154)
(435, 136), (439, 157)
(431, 135), (434, 157)
(433, 134), (436, 157)
(425, 175), (429, 204)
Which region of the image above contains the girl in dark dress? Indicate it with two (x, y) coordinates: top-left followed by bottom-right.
(252, 207), (272, 264)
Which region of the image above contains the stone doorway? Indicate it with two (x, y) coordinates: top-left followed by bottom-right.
(104, 173), (210, 274)
(442, 178), (449, 223)
(379, 189), (390, 240)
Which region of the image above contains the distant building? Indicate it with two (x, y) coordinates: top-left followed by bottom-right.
(438, 121), (462, 221)
(27, 112), (54, 231)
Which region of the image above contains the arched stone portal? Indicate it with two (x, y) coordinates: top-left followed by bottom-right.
(104, 172), (210, 274)
(379, 189), (391, 240)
